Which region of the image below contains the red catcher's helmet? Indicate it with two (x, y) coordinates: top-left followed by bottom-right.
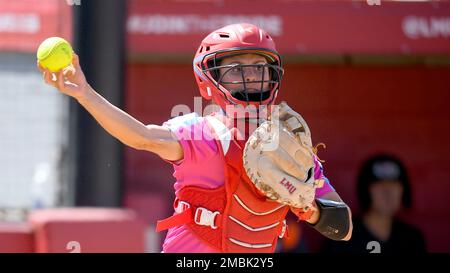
(193, 23), (284, 115)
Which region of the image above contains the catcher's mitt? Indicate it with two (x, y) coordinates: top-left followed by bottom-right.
(243, 102), (324, 211)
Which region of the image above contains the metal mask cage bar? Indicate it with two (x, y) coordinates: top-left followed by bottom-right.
(199, 49), (284, 104)
(207, 63), (282, 103)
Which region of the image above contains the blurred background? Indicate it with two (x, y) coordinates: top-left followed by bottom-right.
(0, 0), (449, 253)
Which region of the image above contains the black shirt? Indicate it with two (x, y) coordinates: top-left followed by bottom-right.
(321, 217), (426, 254)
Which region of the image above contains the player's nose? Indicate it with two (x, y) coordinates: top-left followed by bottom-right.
(244, 68), (258, 82)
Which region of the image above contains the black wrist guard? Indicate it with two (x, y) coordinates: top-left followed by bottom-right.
(309, 198), (350, 241)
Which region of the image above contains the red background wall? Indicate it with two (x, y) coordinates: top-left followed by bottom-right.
(124, 61), (450, 252)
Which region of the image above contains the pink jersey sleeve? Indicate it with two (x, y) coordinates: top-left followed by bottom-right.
(162, 113), (225, 191)
(313, 157), (335, 198)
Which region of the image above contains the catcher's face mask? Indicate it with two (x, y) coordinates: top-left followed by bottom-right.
(209, 53), (281, 104)
(205, 51), (283, 105)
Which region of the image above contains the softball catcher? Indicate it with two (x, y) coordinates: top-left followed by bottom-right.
(155, 23), (352, 252)
(38, 23), (352, 253)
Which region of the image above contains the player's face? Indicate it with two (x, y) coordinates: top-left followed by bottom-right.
(369, 180), (403, 217)
(218, 53), (270, 95)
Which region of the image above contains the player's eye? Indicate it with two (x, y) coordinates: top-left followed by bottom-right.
(231, 66), (242, 73)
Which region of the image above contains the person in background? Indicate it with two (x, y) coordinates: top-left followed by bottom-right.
(322, 154), (426, 254)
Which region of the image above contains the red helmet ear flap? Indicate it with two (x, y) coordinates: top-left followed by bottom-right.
(196, 82), (213, 101)
(193, 58), (213, 100)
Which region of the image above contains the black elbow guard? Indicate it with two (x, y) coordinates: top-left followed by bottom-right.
(309, 198), (350, 241)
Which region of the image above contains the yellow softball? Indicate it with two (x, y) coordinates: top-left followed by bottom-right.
(37, 37), (73, 72)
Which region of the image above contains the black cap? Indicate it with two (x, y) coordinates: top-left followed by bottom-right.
(357, 154), (412, 212)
